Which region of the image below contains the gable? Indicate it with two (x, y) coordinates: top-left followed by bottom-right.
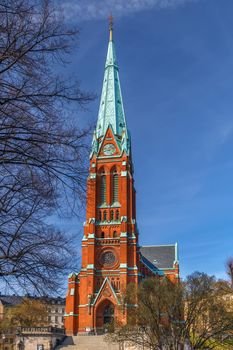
(98, 125), (121, 158)
(92, 277), (119, 306)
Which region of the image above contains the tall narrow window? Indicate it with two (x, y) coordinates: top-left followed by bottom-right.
(116, 210), (119, 221)
(100, 175), (106, 204)
(110, 210), (114, 221)
(113, 174), (119, 203)
(103, 210), (107, 221)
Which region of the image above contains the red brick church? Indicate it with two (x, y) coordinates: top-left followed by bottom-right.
(65, 21), (179, 335)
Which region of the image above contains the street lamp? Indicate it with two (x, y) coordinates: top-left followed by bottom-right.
(1, 334), (6, 350)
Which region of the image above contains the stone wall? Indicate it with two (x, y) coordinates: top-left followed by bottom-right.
(15, 327), (65, 350)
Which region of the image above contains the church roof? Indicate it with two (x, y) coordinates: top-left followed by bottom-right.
(140, 243), (178, 270)
(96, 25), (127, 140)
(91, 20), (131, 157)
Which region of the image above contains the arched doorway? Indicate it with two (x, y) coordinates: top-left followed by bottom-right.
(96, 300), (115, 331)
(103, 303), (114, 325)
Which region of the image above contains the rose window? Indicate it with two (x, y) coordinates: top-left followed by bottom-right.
(100, 251), (116, 265)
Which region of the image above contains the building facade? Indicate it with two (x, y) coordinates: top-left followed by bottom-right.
(0, 295), (65, 350)
(0, 295), (65, 329)
(65, 23), (179, 335)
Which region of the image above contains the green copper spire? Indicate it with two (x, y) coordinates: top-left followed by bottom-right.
(91, 18), (130, 157)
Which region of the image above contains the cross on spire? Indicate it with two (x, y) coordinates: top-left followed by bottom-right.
(109, 14), (113, 41)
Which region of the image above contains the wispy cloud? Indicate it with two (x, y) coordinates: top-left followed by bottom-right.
(60, 0), (202, 21)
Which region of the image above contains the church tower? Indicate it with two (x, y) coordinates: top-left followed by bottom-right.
(65, 19), (179, 335)
(65, 19), (140, 334)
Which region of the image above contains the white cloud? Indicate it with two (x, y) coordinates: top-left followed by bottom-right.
(60, 0), (202, 21)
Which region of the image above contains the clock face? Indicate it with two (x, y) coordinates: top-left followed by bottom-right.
(103, 143), (116, 156)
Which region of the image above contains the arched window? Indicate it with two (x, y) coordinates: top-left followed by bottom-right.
(117, 279), (120, 290)
(110, 210), (114, 221)
(115, 210), (119, 221)
(112, 174), (119, 203)
(103, 210), (107, 221)
(101, 232), (105, 238)
(113, 231), (117, 238)
(100, 175), (106, 204)
(99, 211), (102, 221)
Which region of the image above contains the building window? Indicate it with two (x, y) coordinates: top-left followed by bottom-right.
(117, 279), (120, 290)
(110, 210), (114, 221)
(100, 175), (106, 204)
(101, 232), (105, 238)
(103, 210), (107, 221)
(112, 174), (119, 202)
(115, 210), (119, 221)
(113, 231), (117, 238)
(99, 211), (102, 221)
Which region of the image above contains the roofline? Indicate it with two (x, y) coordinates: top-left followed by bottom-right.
(140, 243), (177, 248)
(0, 295), (65, 301)
(140, 257), (164, 276)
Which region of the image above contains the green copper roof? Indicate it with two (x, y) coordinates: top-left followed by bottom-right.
(91, 27), (130, 157)
(96, 36), (127, 139)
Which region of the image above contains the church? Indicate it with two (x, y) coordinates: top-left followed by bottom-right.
(64, 21), (179, 335)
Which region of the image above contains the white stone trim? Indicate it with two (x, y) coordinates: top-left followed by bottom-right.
(120, 232), (127, 237)
(120, 263), (127, 268)
(87, 264), (95, 269)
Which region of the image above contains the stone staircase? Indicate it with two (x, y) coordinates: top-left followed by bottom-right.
(56, 335), (120, 350)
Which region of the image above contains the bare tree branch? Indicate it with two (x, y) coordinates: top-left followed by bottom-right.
(107, 274), (233, 350)
(0, 0), (94, 294)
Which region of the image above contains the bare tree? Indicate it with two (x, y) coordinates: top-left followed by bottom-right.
(108, 273), (233, 350)
(184, 272), (233, 349)
(0, 0), (93, 294)
(227, 258), (233, 289)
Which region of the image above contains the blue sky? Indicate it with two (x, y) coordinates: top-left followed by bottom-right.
(56, 0), (233, 280)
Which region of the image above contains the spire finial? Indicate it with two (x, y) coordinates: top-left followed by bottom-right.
(109, 14), (113, 42)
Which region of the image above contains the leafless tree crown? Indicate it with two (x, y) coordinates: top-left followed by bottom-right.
(0, 0), (93, 294)
(108, 273), (233, 350)
(227, 258), (233, 289)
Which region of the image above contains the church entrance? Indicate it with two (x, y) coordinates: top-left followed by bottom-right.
(96, 300), (115, 332)
(103, 304), (114, 325)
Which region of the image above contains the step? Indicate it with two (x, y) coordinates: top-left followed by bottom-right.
(57, 335), (120, 350)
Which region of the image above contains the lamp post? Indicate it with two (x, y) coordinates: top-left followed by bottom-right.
(1, 334), (5, 350)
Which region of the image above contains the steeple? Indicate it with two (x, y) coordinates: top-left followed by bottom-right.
(92, 18), (130, 156)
